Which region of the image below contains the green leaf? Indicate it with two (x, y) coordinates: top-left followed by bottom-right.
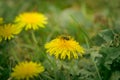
(110, 71), (120, 80)
(100, 47), (120, 70)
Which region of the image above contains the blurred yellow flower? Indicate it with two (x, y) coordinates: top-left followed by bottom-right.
(0, 24), (22, 40)
(0, 18), (3, 24)
(15, 12), (47, 30)
(45, 35), (85, 60)
(11, 61), (44, 80)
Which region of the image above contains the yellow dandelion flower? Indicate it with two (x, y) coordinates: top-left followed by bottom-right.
(11, 61), (44, 80)
(15, 12), (47, 30)
(45, 35), (85, 60)
(0, 24), (22, 40)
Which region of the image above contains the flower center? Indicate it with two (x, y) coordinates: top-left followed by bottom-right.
(22, 14), (40, 24)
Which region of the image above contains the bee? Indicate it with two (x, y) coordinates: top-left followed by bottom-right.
(61, 35), (71, 40)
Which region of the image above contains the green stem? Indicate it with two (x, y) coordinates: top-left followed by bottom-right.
(93, 60), (102, 80)
(89, 48), (102, 80)
(31, 31), (37, 44)
(31, 30), (58, 79)
(31, 30), (55, 66)
(84, 36), (90, 48)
